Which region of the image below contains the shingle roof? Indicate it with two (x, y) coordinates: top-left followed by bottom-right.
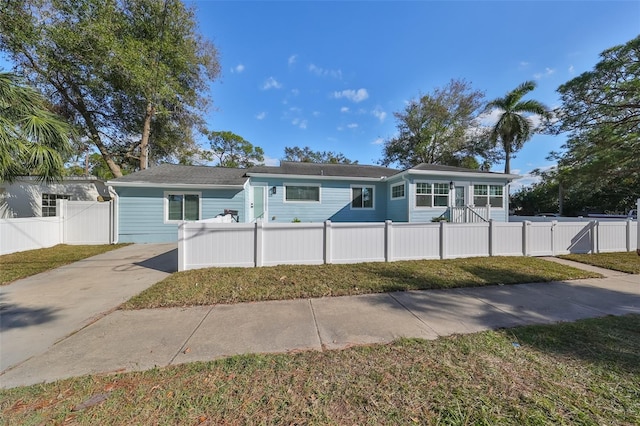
(109, 164), (248, 186)
(247, 161), (399, 178)
(410, 163), (504, 175)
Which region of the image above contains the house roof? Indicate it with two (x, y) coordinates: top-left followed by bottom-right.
(107, 161), (518, 188)
(246, 161), (399, 179)
(107, 164), (248, 188)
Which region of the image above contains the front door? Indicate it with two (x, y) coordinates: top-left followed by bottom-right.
(251, 186), (265, 221)
(454, 186), (465, 207)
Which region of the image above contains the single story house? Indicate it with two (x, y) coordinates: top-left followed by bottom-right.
(0, 176), (114, 218)
(107, 162), (519, 243)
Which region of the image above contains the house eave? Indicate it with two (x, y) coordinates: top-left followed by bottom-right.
(106, 181), (245, 189)
(244, 172), (387, 182)
(398, 169), (521, 181)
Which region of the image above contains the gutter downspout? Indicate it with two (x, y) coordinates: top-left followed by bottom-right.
(108, 186), (119, 244)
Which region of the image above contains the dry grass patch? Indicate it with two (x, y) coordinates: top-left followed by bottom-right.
(0, 244), (130, 285)
(2, 315), (638, 425)
(122, 256), (599, 309)
(559, 251), (640, 274)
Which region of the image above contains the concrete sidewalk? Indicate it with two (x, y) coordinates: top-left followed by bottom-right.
(0, 243), (177, 374)
(1, 260), (638, 389)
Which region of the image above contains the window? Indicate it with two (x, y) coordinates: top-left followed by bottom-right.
(165, 192), (200, 221)
(473, 185), (503, 207)
(42, 194), (69, 217)
(285, 185), (320, 202)
(415, 183), (449, 207)
(351, 186), (374, 209)
(391, 183), (405, 199)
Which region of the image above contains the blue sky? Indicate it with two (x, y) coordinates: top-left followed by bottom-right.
(193, 0), (639, 189)
(1, 1), (638, 191)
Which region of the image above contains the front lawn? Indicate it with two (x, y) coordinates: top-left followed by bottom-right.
(122, 256), (599, 309)
(559, 251), (640, 274)
(2, 315), (638, 424)
(0, 244), (130, 285)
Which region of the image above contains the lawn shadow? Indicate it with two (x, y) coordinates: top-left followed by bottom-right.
(134, 248), (178, 273)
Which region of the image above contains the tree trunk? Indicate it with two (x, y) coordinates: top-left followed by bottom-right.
(503, 139), (512, 175)
(140, 102), (155, 170)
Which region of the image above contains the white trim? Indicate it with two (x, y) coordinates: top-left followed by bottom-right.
(108, 181), (244, 189)
(472, 184), (505, 209)
(414, 181), (450, 209)
(350, 184), (375, 210)
(283, 182), (321, 203)
(245, 172), (386, 182)
(393, 169), (520, 181)
(390, 182), (406, 200)
(163, 191), (202, 224)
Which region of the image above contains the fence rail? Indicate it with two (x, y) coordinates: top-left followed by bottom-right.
(0, 200), (114, 255)
(178, 219), (638, 271)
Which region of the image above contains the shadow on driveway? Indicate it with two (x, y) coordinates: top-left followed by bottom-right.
(134, 248), (178, 273)
(0, 295), (59, 332)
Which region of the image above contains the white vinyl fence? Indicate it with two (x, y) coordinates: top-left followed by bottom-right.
(178, 218), (638, 271)
(0, 200), (114, 255)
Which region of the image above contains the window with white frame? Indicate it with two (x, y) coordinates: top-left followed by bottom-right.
(165, 192), (200, 221)
(351, 186), (374, 209)
(415, 183), (449, 207)
(42, 194), (70, 217)
(284, 185), (320, 202)
(473, 185), (503, 207)
(391, 182), (405, 199)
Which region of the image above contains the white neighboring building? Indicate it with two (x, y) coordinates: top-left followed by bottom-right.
(0, 176), (115, 218)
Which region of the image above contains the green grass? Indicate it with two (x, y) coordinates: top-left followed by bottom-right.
(2, 315), (638, 425)
(123, 256), (599, 309)
(559, 251), (640, 274)
(0, 244), (130, 285)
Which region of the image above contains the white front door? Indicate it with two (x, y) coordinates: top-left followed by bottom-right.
(454, 186), (465, 207)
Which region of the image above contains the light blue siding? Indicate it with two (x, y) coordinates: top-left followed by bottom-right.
(116, 186), (245, 243)
(250, 178), (388, 223)
(386, 179), (408, 222)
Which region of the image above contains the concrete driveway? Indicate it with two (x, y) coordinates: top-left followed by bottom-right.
(0, 243), (177, 373)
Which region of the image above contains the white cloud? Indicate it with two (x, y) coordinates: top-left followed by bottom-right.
(533, 67), (556, 80)
(288, 54), (297, 66)
(256, 111), (267, 120)
(340, 106), (350, 113)
(263, 155), (280, 167)
(519, 61), (530, 69)
(568, 65), (575, 74)
(347, 123), (358, 129)
(292, 118), (308, 129)
(332, 88), (369, 103)
(309, 63), (342, 79)
(231, 64), (245, 73)
(290, 88), (300, 96)
(312, 111), (321, 117)
(371, 137), (384, 145)
(372, 106), (387, 122)
(262, 76), (282, 90)
(508, 164), (557, 193)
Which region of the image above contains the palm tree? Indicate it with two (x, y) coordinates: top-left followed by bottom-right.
(0, 72), (73, 183)
(486, 81), (550, 174)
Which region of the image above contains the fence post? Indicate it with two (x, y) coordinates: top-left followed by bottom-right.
(385, 220), (393, 262)
(550, 220), (557, 256)
(637, 198), (640, 256)
(324, 220), (332, 264)
(488, 219), (494, 256)
(255, 220), (263, 267)
(522, 221), (531, 256)
(57, 198), (66, 244)
(626, 218), (632, 252)
(590, 220), (598, 254)
(440, 220), (448, 259)
(178, 222), (186, 271)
